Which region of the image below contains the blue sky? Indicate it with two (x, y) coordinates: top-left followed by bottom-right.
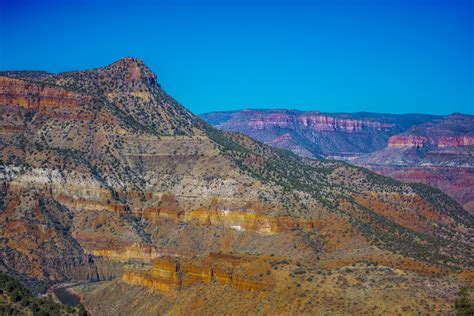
(1, 0), (473, 115)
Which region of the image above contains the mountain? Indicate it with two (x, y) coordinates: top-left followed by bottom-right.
(1, 58), (473, 314)
(202, 109), (474, 213)
(200, 109), (439, 158)
(356, 114), (474, 213)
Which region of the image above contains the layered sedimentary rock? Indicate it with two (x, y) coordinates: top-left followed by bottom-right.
(0, 76), (92, 111)
(437, 136), (474, 147)
(1, 59), (473, 314)
(388, 135), (474, 148)
(122, 254), (269, 297)
(201, 109), (438, 158)
(388, 135), (429, 148)
(246, 111), (395, 132)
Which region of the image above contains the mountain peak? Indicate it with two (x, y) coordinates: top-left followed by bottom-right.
(112, 56), (145, 66)
(105, 57), (157, 84)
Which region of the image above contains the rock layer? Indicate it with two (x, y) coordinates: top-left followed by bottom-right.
(122, 255), (269, 297)
(1, 59), (473, 314)
(201, 109), (438, 157)
(246, 112), (395, 132)
(388, 135), (474, 148)
(0, 76), (91, 111)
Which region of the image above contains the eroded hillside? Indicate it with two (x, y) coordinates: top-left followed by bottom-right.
(0, 58), (473, 314)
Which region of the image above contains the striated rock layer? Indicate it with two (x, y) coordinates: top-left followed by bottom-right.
(388, 135), (474, 148)
(0, 77), (90, 111)
(1, 59), (473, 314)
(201, 109), (438, 158)
(122, 254), (269, 297)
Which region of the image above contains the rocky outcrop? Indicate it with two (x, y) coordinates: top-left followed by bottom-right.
(184, 208), (320, 233)
(270, 133), (292, 144)
(106, 57), (157, 84)
(436, 136), (474, 147)
(0, 76), (91, 111)
(61, 197), (323, 234)
(388, 135), (474, 148)
(388, 135), (429, 148)
(4, 167), (321, 235)
(60, 195), (323, 235)
(297, 114), (394, 132)
(122, 270), (179, 297)
(240, 111), (395, 132)
(87, 243), (167, 263)
(384, 114), (474, 149)
(122, 255), (269, 297)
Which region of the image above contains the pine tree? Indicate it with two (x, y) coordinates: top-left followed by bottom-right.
(454, 286), (474, 316)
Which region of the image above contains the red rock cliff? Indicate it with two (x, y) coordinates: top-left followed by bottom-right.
(0, 76), (90, 110)
(437, 136), (474, 147)
(388, 135), (474, 148)
(388, 135), (429, 148)
(248, 113), (395, 132)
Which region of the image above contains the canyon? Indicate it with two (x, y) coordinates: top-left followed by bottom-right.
(201, 109), (438, 158)
(0, 58), (473, 314)
(202, 109), (474, 213)
(356, 113), (474, 213)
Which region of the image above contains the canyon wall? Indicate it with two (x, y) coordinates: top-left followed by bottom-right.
(122, 255), (269, 297)
(201, 109), (438, 158)
(0, 76), (91, 111)
(388, 135), (474, 148)
(246, 111), (395, 132)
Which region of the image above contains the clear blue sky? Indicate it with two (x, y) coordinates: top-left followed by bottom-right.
(1, 0), (473, 115)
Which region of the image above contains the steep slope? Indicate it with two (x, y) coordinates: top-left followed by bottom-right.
(357, 114), (474, 213)
(0, 58), (473, 314)
(201, 109), (438, 158)
(202, 109), (474, 213)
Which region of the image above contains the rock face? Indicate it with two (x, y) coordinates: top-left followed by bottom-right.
(246, 111), (395, 132)
(387, 115), (474, 149)
(0, 59), (473, 314)
(437, 136), (474, 147)
(388, 134), (474, 149)
(122, 254), (269, 298)
(0, 77), (89, 110)
(388, 135), (429, 148)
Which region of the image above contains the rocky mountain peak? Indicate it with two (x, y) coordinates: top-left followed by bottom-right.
(115, 56), (145, 65)
(103, 57), (158, 86)
(85, 58), (200, 137)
